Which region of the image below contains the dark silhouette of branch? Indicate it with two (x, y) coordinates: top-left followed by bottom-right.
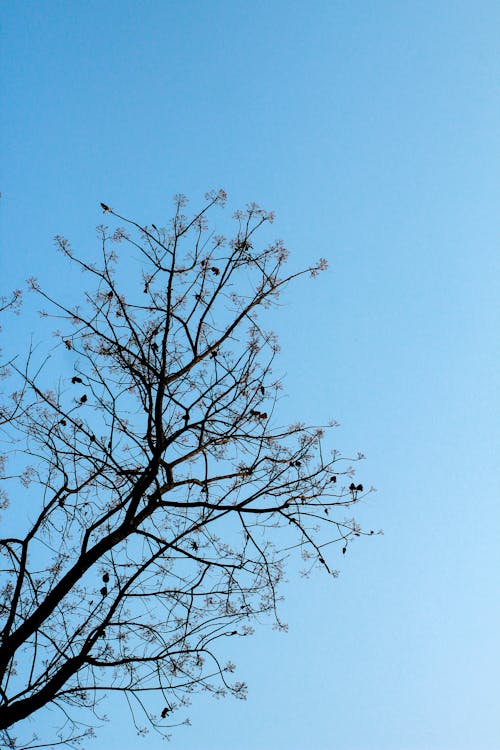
(0, 191), (374, 748)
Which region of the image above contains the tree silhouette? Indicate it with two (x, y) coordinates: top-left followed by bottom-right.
(0, 191), (372, 747)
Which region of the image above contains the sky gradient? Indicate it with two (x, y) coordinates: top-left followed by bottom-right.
(1, 2), (499, 749)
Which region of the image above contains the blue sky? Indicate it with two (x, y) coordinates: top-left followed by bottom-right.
(1, 2), (499, 749)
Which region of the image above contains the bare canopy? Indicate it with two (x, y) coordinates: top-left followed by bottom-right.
(0, 191), (372, 747)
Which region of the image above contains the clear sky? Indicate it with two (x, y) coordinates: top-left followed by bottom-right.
(1, 2), (499, 749)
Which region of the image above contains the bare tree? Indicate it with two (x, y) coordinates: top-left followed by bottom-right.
(0, 191), (374, 748)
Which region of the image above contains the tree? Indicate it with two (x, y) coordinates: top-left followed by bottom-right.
(0, 191), (372, 748)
